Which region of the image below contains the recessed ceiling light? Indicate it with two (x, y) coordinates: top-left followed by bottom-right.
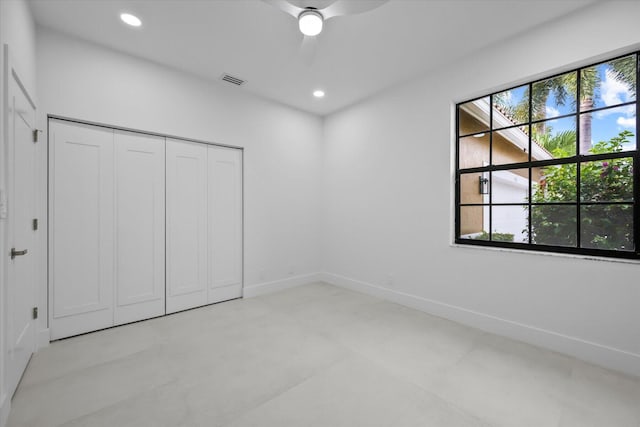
(299, 10), (323, 36)
(313, 90), (325, 98)
(120, 13), (142, 27)
(473, 133), (486, 138)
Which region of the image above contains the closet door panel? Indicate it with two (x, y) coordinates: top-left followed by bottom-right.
(114, 131), (165, 325)
(208, 146), (243, 303)
(166, 139), (208, 313)
(50, 120), (114, 339)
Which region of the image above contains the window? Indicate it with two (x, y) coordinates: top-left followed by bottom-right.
(455, 52), (638, 259)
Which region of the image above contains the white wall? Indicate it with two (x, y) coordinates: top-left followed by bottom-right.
(322, 0), (640, 376)
(0, 0), (37, 424)
(36, 28), (323, 320)
(0, 0), (37, 94)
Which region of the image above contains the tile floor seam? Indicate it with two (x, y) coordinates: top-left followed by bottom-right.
(448, 331), (493, 366)
(216, 352), (353, 427)
(55, 378), (184, 427)
(338, 341), (497, 427)
(57, 373), (178, 427)
(15, 345), (166, 392)
(280, 303), (519, 426)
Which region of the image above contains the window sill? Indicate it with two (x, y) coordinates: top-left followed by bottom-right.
(450, 241), (640, 265)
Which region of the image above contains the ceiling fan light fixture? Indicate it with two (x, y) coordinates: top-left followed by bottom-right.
(298, 9), (323, 36)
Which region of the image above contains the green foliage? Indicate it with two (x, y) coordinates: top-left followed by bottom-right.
(531, 73), (577, 122)
(534, 163), (577, 202)
(530, 205), (577, 246)
(472, 231), (514, 242)
(530, 130), (634, 250)
(533, 128), (576, 158)
(608, 56), (637, 98)
(581, 205), (633, 250)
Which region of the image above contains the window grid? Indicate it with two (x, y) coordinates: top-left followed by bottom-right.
(455, 51), (639, 259)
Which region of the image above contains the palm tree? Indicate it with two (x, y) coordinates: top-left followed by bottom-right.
(578, 56), (635, 154)
(535, 129), (576, 158)
(494, 55), (636, 156)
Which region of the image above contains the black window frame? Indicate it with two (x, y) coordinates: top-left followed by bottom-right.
(455, 51), (640, 260)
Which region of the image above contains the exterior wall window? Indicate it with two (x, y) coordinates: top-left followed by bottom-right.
(456, 52), (638, 259)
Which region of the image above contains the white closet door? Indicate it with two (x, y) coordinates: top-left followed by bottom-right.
(114, 131), (165, 325)
(166, 139), (208, 313)
(50, 120), (114, 339)
(208, 146), (243, 303)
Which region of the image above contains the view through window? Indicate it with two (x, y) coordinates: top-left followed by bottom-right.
(456, 52), (638, 259)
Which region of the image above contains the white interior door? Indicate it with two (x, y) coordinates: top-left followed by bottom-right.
(5, 55), (37, 397)
(50, 120), (114, 339)
(166, 139), (207, 313)
(208, 145), (243, 303)
(113, 131), (165, 325)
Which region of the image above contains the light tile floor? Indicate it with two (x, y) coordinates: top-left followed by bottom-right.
(8, 282), (640, 427)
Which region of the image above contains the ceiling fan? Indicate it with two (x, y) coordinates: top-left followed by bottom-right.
(264, 0), (388, 62)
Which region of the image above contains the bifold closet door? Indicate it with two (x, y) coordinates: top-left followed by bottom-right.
(51, 121), (166, 339)
(113, 131), (165, 325)
(208, 145), (243, 303)
(166, 139), (208, 313)
(50, 120), (115, 340)
(51, 121), (242, 336)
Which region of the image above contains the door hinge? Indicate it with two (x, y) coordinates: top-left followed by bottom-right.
(32, 307), (38, 319)
(33, 218), (38, 230)
(33, 129), (42, 143)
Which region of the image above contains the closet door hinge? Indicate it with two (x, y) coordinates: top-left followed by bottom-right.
(32, 307), (38, 319)
(32, 218), (38, 230)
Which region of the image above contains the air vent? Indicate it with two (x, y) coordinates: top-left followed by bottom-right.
(220, 73), (246, 86)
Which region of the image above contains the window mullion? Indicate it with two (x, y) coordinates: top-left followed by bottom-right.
(576, 69), (582, 249)
(489, 95), (493, 241)
(528, 83), (533, 245)
(635, 54), (640, 255)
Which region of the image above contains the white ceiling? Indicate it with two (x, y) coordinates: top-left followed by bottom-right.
(28, 0), (596, 116)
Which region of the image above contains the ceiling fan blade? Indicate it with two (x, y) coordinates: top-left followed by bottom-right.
(262, 0), (304, 18)
(300, 35), (318, 65)
(321, 0), (388, 19)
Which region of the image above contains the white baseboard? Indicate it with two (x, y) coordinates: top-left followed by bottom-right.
(243, 273), (323, 298)
(37, 328), (50, 350)
(320, 272), (640, 378)
(0, 392), (9, 427)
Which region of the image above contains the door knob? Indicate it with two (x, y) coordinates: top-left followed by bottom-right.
(10, 248), (28, 260)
